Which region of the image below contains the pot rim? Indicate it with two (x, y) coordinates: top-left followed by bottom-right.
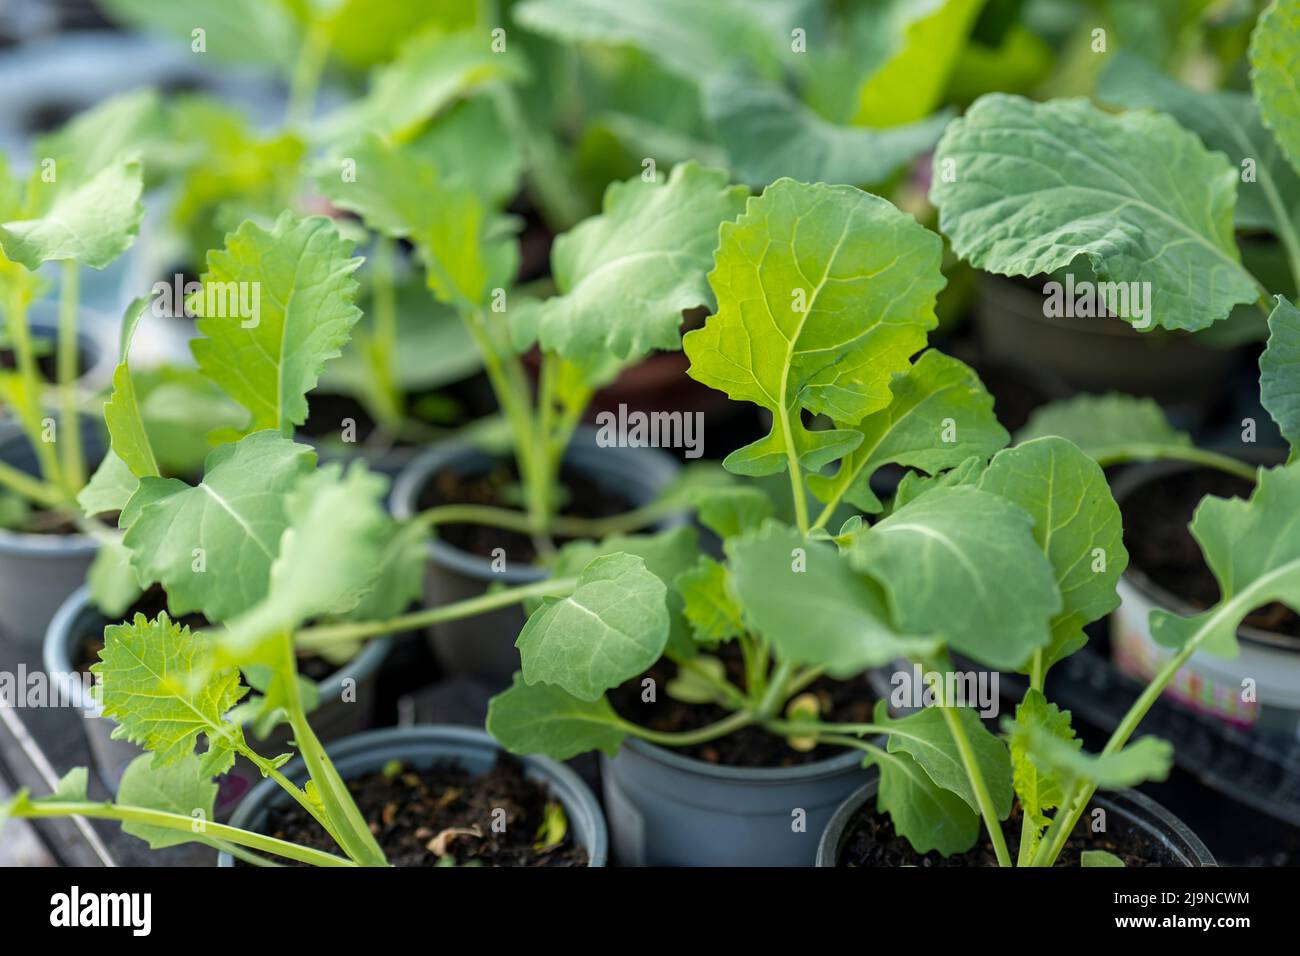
(44, 585), (393, 715)
(0, 416), (102, 556)
(815, 777), (1216, 866)
(1109, 457), (1298, 654)
(389, 425), (681, 584)
(220, 725), (608, 867)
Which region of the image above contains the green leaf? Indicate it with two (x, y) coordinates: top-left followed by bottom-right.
(121, 432), (316, 621)
(808, 350), (1008, 513)
(190, 213), (363, 435)
(410, 97), (524, 208)
(891, 456), (987, 511)
(529, 163), (748, 372)
(0, 158), (144, 269)
(877, 700), (1013, 819)
(978, 437), (1128, 670)
(32, 89), (167, 193)
(684, 179), (945, 477)
(318, 28), (527, 145)
(701, 74), (951, 189)
(931, 94), (1260, 332)
(517, 553), (670, 701)
(104, 297), (160, 478)
(1251, 0), (1300, 178)
(98, 0), (299, 67)
(487, 674), (626, 760)
(1081, 850), (1126, 867)
(92, 612), (248, 772)
(88, 536), (144, 619)
(78, 451), (139, 517)
(849, 486), (1061, 670)
(513, 0), (782, 83)
(135, 367), (246, 478)
(1004, 689), (1078, 858)
(1150, 459), (1300, 657)
(46, 768), (89, 804)
(689, 485), (775, 540)
(1099, 51), (1300, 232)
(674, 557), (743, 645)
(727, 521), (937, 676)
(665, 654), (729, 704)
(345, 520), (429, 622)
(1016, 393), (1191, 462)
(1025, 732), (1172, 791)
(117, 753), (218, 850)
(1261, 296), (1300, 459)
(871, 748), (980, 856)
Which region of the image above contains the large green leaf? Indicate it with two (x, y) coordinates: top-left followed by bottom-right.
(1150, 459), (1300, 657)
(684, 179), (945, 477)
(931, 94), (1260, 332)
(978, 437), (1127, 670)
(513, 0), (782, 83)
(701, 74), (950, 189)
(849, 486), (1060, 670)
(1251, 0), (1300, 178)
(121, 432), (316, 621)
(103, 297), (160, 479)
(727, 521), (937, 676)
(1099, 51), (1300, 232)
(517, 553), (670, 701)
(1016, 393), (1191, 463)
(871, 748), (980, 856)
(1260, 296), (1300, 459)
(0, 158), (143, 269)
(117, 753), (219, 850)
(526, 163), (748, 371)
(808, 349), (1008, 513)
(190, 213), (362, 435)
(92, 613), (248, 774)
(98, 0), (299, 67)
(31, 88), (167, 192)
(487, 674), (626, 760)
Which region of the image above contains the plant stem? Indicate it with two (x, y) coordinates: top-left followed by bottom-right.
(57, 261), (83, 494)
(0, 460), (65, 508)
(411, 500), (676, 540)
(673, 655), (747, 709)
(19, 802), (355, 866)
(936, 702), (1013, 867)
(755, 660), (797, 720)
(295, 576), (578, 649)
(363, 236), (404, 427)
(4, 283), (63, 491)
(286, 18), (332, 130)
(618, 709), (754, 747)
(1090, 444), (1256, 482)
(780, 414), (810, 534)
(783, 665), (826, 699)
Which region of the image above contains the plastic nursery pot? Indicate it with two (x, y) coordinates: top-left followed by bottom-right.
(0, 416), (106, 652)
(815, 778), (1216, 866)
(44, 586), (393, 803)
(218, 725), (608, 867)
(600, 737), (868, 866)
(1109, 460), (1300, 737)
(974, 275), (1238, 422)
(390, 425), (681, 685)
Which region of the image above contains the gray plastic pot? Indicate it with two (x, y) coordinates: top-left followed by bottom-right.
(0, 415), (107, 652)
(218, 725), (608, 866)
(390, 427), (681, 684)
(44, 586), (393, 804)
(816, 777), (1216, 866)
(600, 737), (869, 866)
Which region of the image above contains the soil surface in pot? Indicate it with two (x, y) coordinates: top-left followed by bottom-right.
(1121, 467), (1300, 638)
(0, 342), (95, 384)
(243, 754), (588, 867)
(416, 459), (634, 564)
(300, 376), (494, 450)
(839, 802), (1172, 866)
(608, 646), (876, 768)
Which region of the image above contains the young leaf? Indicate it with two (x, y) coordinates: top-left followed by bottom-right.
(1025, 732), (1172, 790)
(0, 158), (144, 269)
(78, 451), (138, 517)
(701, 74), (950, 189)
(1251, 0), (1300, 178)
(674, 556), (743, 645)
(684, 179), (945, 476)
(190, 213), (363, 436)
(1081, 850), (1126, 867)
(849, 486), (1061, 670)
(1149, 459), (1300, 657)
(487, 674), (626, 760)
(1260, 295), (1300, 459)
(870, 748), (981, 856)
(808, 350), (1009, 513)
(103, 297), (160, 478)
(978, 437), (1128, 670)
(1004, 689), (1078, 856)
(876, 701), (1014, 820)
(92, 612), (248, 773)
(931, 94), (1260, 332)
(87, 536), (144, 619)
(121, 432), (316, 621)
(727, 521), (938, 676)
(517, 553), (670, 701)
(891, 456), (987, 511)
(528, 163), (749, 373)
(117, 753), (219, 850)
(1016, 393), (1191, 462)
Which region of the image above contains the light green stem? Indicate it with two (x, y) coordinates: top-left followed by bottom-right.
(618, 709), (754, 747)
(286, 18), (332, 130)
(412, 500), (676, 540)
(0, 460), (65, 508)
(1090, 444), (1256, 482)
(57, 261), (83, 494)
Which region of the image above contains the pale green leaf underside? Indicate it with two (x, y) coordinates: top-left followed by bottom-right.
(872, 748), (980, 856)
(118, 753), (219, 850)
(487, 674), (626, 760)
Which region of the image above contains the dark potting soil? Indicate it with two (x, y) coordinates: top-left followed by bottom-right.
(838, 802), (1172, 867)
(608, 647), (876, 768)
(0, 342), (93, 383)
(299, 375), (494, 446)
(1121, 467), (1300, 638)
(415, 459), (634, 564)
(244, 755), (588, 867)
